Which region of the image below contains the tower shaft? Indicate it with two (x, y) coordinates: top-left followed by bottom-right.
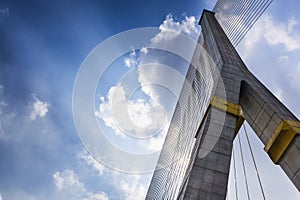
(181, 10), (300, 199)
(146, 9), (300, 199)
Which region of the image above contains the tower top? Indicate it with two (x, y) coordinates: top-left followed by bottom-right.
(199, 9), (215, 25)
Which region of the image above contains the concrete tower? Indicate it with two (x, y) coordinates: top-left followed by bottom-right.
(147, 10), (300, 200)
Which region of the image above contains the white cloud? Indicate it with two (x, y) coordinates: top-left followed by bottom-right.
(242, 18), (263, 51)
(77, 148), (152, 199)
(124, 50), (139, 68)
(53, 169), (108, 200)
(263, 15), (300, 51)
(288, 16), (298, 33)
(242, 15), (300, 52)
(0, 193), (3, 200)
(140, 47), (148, 54)
(78, 150), (105, 176)
(139, 15), (199, 108)
(143, 120), (170, 151)
(54, 169), (83, 191)
(137, 64), (165, 106)
(96, 84), (167, 139)
(120, 175), (147, 200)
(96, 14), (199, 152)
(150, 14), (200, 46)
(145, 134), (166, 151)
(30, 95), (49, 120)
(137, 15), (199, 101)
(77, 148), (153, 200)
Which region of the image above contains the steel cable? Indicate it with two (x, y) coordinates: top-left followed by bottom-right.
(243, 124), (267, 200)
(213, 0), (273, 46)
(238, 133), (251, 200)
(233, 148), (239, 200)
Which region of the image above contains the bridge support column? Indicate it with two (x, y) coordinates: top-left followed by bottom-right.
(181, 107), (239, 200)
(180, 9), (300, 199)
(240, 80), (300, 189)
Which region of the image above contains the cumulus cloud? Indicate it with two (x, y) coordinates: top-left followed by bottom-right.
(287, 16), (298, 33)
(124, 50), (139, 68)
(30, 95), (49, 120)
(138, 15), (200, 109)
(96, 84), (167, 139)
(78, 150), (105, 176)
(53, 169), (108, 200)
(96, 14), (200, 152)
(264, 16), (300, 51)
(137, 63), (181, 106)
(242, 15), (300, 52)
(150, 14), (200, 46)
(0, 193), (2, 200)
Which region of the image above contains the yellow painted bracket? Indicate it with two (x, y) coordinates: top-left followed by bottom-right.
(210, 96), (244, 134)
(264, 120), (300, 164)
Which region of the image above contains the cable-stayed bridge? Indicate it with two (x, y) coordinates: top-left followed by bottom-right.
(146, 0), (300, 199)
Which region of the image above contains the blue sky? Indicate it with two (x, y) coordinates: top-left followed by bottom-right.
(0, 0), (300, 199)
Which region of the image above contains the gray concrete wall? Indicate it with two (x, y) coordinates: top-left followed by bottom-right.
(181, 9), (300, 200)
(146, 9), (300, 199)
(182, 108), (236, 200)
